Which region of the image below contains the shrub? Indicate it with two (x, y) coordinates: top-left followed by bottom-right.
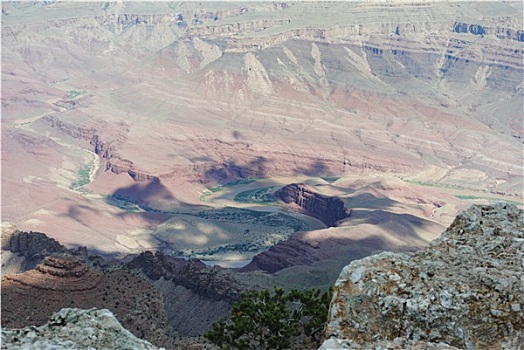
(205, 287), (332, 350)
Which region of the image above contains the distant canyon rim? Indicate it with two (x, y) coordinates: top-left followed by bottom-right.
(1, 1), (522, 266)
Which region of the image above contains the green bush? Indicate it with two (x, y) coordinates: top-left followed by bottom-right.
(205, 287), (332, 350)
(70, 165), (90, 190)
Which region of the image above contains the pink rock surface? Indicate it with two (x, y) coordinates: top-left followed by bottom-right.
(2, 2), (522, 258)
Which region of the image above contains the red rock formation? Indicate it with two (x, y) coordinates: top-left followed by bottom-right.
(274, 183), (351, 227)
(241, 237), (320, 273)
(1, 255), (175, 349)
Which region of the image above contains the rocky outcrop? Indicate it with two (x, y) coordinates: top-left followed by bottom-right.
(321, 203), (524, 349)
(125, 252), (232, 333)
(274, 183), (351, 227)
(173, 260), (245, 302)
(453, 21), (523, 41)
(1, 230), (69, 272)
(1, 229), (110, 274)
(1, 308), (160, 350)
(129, 252), (243, 302)
(126, 251), (278, 336)
(3, 230), (67, 258)
(1, 255), (176, 349)
(241, 237), (320, 273)
(125, 250), (205, 281)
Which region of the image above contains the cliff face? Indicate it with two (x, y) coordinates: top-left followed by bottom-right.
(4, 230), (67, 260)
(1, 229), (111, 274)
(321, 203), (524, 349)
(1, 230), (69, 273)
(241, 237), (320, 273)
(126, 251), (276, 336)
(274, 183), (351, 227)
(126, 251), (244, 302)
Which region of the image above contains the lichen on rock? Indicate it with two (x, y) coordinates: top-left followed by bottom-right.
(321, 203), (524, 349)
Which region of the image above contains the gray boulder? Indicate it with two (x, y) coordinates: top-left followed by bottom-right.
(321, 203), (524, 349)
(1, 308), (163, 350)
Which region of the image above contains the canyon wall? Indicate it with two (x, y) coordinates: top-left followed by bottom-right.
(274, 183), (351, 227)
(125, 251), (276, 336)
(2, 1), (522, 264)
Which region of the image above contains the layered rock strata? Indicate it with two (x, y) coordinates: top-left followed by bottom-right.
(1, 308), (160, 350)
(321, 203), (524, 349)
(2, 2), (523, 245)
(241, 237), (321, 273)
(1, 255), (175, 348)
(1, 229), (109, 274)
(126, 251), (245, 301)
(1, 230), (68, 271)
(274, 183), (351, 227)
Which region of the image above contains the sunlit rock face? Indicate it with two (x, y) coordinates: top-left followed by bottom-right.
(321, 203), (524, 350)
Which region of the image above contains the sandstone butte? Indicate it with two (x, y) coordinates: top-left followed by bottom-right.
(274, 183), (352, 227)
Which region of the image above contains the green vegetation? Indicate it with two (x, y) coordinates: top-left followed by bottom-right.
(105, 196), (142, 212)
(455, 195), (479, 200)
(205, 287), (332, 350)
(209, 177), (257, 193)
(195, 207), (308, 232)
(70, 166), (90, 190)
(404, 180), (449, 188)
(67, 90), (84, 99)
(180, 242), (262, 257)
(200, 178), (258, 201)
(234, 186), (275, 203)
(403, 179), (467, 190)
(455, 195), (522, 205)
(200, 191), (212, 202)
(320, 176), (339, 183)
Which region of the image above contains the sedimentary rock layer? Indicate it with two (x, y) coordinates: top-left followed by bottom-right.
(274, 183), (351, 227)
(2, 0), (522, 263)
(126, 251), (276, 336)
(1, 255), (175, 348)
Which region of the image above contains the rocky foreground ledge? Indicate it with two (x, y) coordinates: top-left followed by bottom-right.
(0, 308), (162, 350)
(320, 203), (524, 350)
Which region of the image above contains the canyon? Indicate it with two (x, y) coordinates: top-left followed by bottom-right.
(2, 204), (522, 349)
(1, 2), (523, 348)
(1, 253), (178, 348)
(2, 2), (522, 261)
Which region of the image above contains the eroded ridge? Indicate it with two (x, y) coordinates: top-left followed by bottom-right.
(6, 255), (102, 292)
(1, 255), (174, 348)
